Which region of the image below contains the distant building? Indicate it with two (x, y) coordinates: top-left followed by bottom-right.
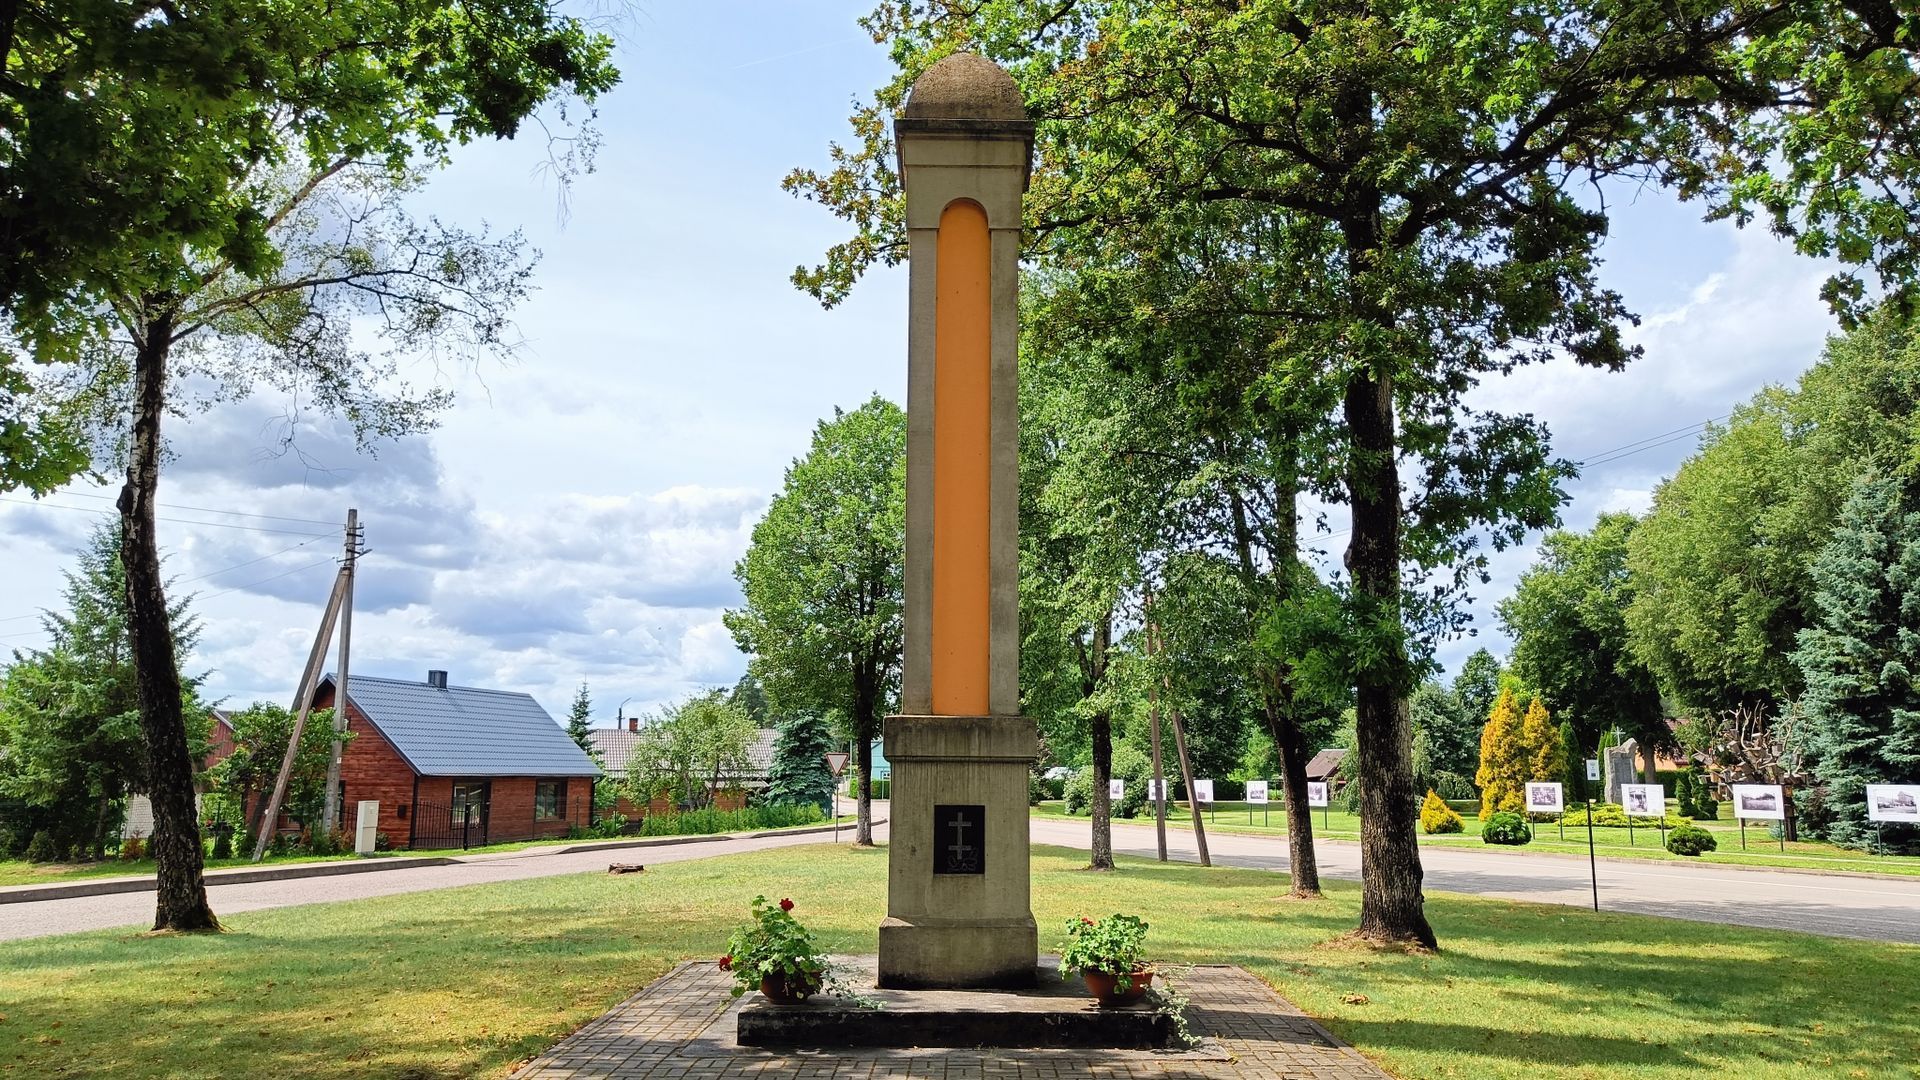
(1305, 749), (1348, 788)
(589, 719), (780, 818)
(308, 669), (600, 849)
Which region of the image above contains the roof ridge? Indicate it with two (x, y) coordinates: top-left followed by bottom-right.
(325, 672), (534, 699)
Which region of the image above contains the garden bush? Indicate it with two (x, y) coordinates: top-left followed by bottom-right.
(1420, 791), (1464, 834)
(118, 835), (146, 861)
(1481, 811), (1533, 846)
(1666, 823), (1718, 856)
(1431, 771), (1478, 801)
(636, 803), (823, 837)
(1555, 803), (1687, 829)
(23, 829), (56, 863)
(1061, 746), (1153, 818)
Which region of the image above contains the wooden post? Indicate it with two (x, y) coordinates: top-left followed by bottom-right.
(251, 568), (348, 862)
(1167, 706), (1210, 867)
(1147, 622), (1169, 863)
(320, 509), (361, 835)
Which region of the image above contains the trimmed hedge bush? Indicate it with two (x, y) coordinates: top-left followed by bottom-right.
(1420, 790), (1465, 834)
(636, 803), (824, 837)
(23, 829), (56, 863)
(1482, 811), (1533, 846)
(1666, 823), (1718, 856)
(1556, 803), (1688, 829)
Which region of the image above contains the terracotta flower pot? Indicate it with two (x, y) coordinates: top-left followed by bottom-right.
(1082, 966), (1153, 1007)
(758, 970), (822, 1004)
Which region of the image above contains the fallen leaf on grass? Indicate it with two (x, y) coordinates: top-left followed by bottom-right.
(1341, 993), (1370, 1006)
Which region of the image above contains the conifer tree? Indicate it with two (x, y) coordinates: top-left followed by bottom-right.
(1794, 473), (1920, 850)
(566, 682), (594, 756)
(1523, 698), (1567, 794)
(765, 714), (837, 814)
(1560, 720), (1587, 803)
(1475, 687), (1529, 819)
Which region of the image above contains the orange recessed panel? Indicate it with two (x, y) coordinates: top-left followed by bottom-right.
(931, 199), (992, 717)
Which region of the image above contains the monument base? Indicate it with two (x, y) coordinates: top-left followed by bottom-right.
(876, 914), (1038, 989)
(738, 956), (1173, 1049)
(878, 714), (1039, 990)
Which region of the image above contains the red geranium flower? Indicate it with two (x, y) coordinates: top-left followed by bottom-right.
(1081, 916), (1094, 925)
(779, 898), (795, 911)
(718, 955), (732, 971)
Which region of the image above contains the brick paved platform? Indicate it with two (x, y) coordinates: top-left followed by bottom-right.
(511, 958), (1392, 1079)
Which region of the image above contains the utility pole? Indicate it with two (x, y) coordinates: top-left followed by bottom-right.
(320, 509), (363, 835)
(1145, 593), (1169, 862)
(1152, 617), (1210, 867)
(252, 567), (349, 861)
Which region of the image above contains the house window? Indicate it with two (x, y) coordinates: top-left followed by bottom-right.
(451, 782), (489, 825)
(535, 781), (566, 821)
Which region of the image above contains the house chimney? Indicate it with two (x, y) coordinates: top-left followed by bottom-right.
(628, 716), (639, 733)
(427, 669), (448, 690)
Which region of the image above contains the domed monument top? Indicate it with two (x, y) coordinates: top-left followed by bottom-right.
(901, 53), (1029, 123)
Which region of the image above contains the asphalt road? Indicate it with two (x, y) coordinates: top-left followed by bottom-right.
(0, 825), (867, 942)
(8, 810), (1916, 946)
(1029, 815), (1920, 945)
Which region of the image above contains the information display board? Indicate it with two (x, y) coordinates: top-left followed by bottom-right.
(1307, 781), (1330, 807)
(1731, 784), (1786, 820)
(1193, 779), (1214, 805)
(1621, 783), (1664, 817)
(1866, 784), (1920, 823)
(1246, 780), (1269, 804)
(1525, 781), (1565, 814)
(1109, 778), (1125, 801)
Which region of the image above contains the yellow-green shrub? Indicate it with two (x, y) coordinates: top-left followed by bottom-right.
(1420, 790), (1464, 834)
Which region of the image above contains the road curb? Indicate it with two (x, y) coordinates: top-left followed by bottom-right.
(0, 816), (887, 905)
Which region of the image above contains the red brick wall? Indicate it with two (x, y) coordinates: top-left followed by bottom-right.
(314, 684), (419, 847)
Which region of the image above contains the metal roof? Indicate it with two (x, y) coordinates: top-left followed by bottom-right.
(1305, 748), (1347, 780)
(321, 673), (600, 778)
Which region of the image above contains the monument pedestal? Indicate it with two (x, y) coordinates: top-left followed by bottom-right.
(877, 714), (1038, 989)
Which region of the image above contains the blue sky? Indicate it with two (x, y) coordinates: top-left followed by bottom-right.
(0, 2), (1843, 725)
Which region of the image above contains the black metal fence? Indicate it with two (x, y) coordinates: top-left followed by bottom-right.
(409, 801), (490, 850)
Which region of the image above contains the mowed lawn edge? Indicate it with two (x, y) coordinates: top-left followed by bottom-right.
(0, 843), (1914, 1080)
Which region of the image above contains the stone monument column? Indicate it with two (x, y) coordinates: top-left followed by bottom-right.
(877, 54), (1039, 990)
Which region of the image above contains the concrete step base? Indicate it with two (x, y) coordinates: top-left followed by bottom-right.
(735, 956), (1172, 1049)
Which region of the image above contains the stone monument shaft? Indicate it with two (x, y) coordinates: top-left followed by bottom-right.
(878, 53), (1039, 990)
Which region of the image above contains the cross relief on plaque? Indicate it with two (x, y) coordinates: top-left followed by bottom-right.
(933, 804), (985, 875)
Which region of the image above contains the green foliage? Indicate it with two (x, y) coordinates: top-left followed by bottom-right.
(1482, 813), (1534, 846)
(634, 804), (822, 838)
(765, 714), (837, 814)
(1057, 913), (1150, 982)
(1792, 472), (1920, 850)
(1560, 721), (1588, 803)
(619, 691), (757, 813)
(1452, 651), (1505, 740)
(1411, 682), (1478, 779)
(1501, 514), (1668, 754)
(1557, 804), (1687, 829)
(1666, 824), (1718, 857)
(209, 702), (342, 833)
(721, 896), (827, 999)
(0, 525), (203, 856)
(1420, 791), (1464, 834)
(1628, 313), (1920, 710)
(565, 682), (594, 755)
(726, 397), (905, 820)
(23, 830), (57, 863)
(1062, 745), (1153, 818)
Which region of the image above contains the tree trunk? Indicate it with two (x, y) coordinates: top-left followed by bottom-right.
(1226, 485), (1319, 896)
(1272, 694), (1320, 897)
(119, 312), (219, 933)
(1090, 709), (1114, 870)
(852, 672), (876, 846)
(1639, 741), (1659, 785)
(1344, 367), (1435, 950)
(1079, 616), (1114, 870)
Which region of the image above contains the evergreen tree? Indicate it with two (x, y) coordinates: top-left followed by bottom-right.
(765, 714), (837, 814)
(1793, 473), (1920, 850)
(1453, 650), (1505, 734)
(1523, 698), (1566, 792)
(1475, 687), (1528, 819)
(566, 682), (594, 755)
(1561, 720), (1588, 803)
(0, 525), (203, 858)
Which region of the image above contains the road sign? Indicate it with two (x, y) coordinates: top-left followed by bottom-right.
(824, 752), (850, 776)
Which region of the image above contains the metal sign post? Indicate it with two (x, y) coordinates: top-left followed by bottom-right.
(1586, 799), (1599, 912)
(824, 751), (851, 844)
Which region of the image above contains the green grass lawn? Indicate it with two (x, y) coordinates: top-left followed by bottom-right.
(1033, 801), (1920, 876)
(1, 843), (1916, 1079)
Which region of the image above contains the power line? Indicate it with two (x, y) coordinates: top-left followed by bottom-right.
(0, 496), (333, 538)
(1576, 413), (1731, 468)
(196, 557), (340, 603)
(46, 489), (340, 528)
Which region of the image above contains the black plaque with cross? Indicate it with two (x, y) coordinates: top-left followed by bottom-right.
(932, 804), (985, 875)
